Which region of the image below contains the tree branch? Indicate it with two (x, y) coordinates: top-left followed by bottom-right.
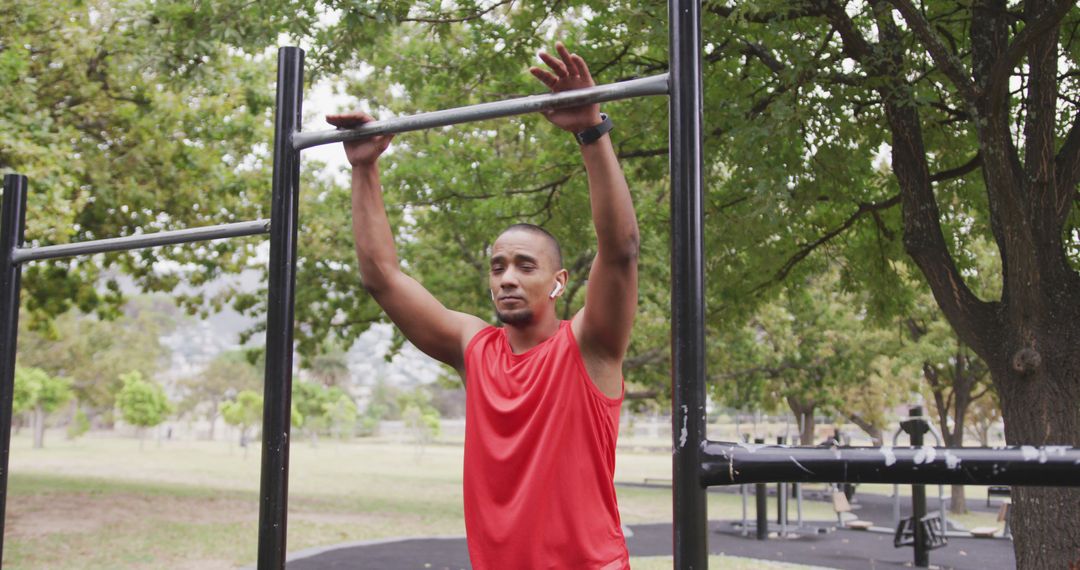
(705, 1), (826, 23)
(398, 0), (515, 24)
(887, 0), (979, 106)
(624, 348), (666, 369)
(820, 0), (877, 65)
(763, 195), (901, 287)
(617, 147), (667, 160)
(1054, 110), (1080, 224)
(985, 0), (1075, 116)
(930, 153), (983, 183)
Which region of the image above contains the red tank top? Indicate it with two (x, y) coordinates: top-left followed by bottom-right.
(463, 321), (628, 570)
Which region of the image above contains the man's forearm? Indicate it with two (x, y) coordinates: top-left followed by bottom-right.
(351, 164), (401, 293)
(580, 134), (639, 262)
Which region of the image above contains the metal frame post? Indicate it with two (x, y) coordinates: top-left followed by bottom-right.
(776, 436), (787, 536)
(669, 0), (708, 567)
(902, 406), (929, 567)
(257, 46), (304, 570)
(0, 174), (27, 562)
(754, 439), (768, 541)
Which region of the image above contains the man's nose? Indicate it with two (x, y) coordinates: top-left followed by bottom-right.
(498, 269), (521, 288)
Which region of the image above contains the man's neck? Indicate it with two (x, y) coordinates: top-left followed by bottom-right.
(505, 313), (561, 355)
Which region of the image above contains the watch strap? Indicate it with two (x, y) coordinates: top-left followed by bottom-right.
(574, 113), (613, 145)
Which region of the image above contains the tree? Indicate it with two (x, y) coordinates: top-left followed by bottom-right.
(13, 366), (72, 449)
(689, 3), (1080, 564)
(221, 389), (263, 456)
(399, 386), (441, 457)
(17, 301), (173, 418)
(305, 347), (351, 388)
(966, 391), (1004, 447)
(903, 303), (994, 514)
(115, 370), (172, 448)
(178, 350), (261, 440)
(712, 270), (896, 446)
(293, 381), (357, 442)
(1, 0), (280, 325)
(323, 393), (358, 440)
(839, 354), (918, 446)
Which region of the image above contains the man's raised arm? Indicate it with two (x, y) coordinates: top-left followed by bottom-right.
(327, 111), (487, 374)
(530, 44), (640, 398)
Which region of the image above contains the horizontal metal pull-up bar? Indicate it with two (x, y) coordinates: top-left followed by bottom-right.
(702, 442), (1080, 487)
(12, 219), (271, 264)
(291, 73), (670, 151)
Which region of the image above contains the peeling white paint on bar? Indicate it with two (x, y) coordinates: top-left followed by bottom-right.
(943, 450), (962, 470)
(879, 446), (897, 467)
(678, 405), (688, 449)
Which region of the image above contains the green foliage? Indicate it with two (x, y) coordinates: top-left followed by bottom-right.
(178, 350), (261, 425)
(293, 380), (357, 438)
(6, 1), (1076, 416)
(220, 390), (263, 431)
(399, 386), (441, 444)
(1, 0), (280, 325)
(16, 300), (174, 412)
(711, 269), (903, 423)
(116, 371), (173, 429)
(13, 366), (73, 414)
(66, 408), (91, 440)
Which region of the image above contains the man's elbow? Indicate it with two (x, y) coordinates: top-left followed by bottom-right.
(604, 232), (640, 266)
(358, 263), (397, 297)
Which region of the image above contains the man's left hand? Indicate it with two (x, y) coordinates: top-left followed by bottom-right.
(529, 42), (603, 133)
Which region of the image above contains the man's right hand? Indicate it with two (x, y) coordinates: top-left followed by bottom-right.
(325, 111), (394, 167)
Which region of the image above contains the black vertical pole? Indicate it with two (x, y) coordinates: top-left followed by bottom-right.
(900, 406), (930, 567)
(669, 0), (707, 568)
(906, 406), (929, 567)
(754, 438), (768, 541)
(0, 173), (27, 561)
(258, 46), (303, 570)
(0, 174), (28, 562)
(776, 436), (787, 531)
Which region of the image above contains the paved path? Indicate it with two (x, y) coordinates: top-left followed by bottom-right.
(283, 488), (1015, 569)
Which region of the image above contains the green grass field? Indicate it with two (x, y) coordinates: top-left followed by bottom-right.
(2, 431), (995, 569)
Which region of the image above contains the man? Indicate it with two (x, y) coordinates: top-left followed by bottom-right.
(327, 42), (638, 570)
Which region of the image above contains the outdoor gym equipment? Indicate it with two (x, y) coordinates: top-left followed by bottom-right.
(2, 1), (1080, 569)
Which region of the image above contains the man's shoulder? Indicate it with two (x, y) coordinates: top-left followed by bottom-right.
(465, 324), (501, 355)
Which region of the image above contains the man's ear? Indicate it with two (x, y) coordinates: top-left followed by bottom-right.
(549, 270), (569, 299)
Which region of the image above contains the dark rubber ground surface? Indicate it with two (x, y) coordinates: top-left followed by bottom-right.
(283, 489), (1015, 569)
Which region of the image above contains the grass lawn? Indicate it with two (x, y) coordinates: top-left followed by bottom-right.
(3, 431), (996, 569)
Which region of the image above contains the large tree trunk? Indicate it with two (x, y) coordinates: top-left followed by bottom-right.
(877, 0), (1080, 560)
(993, 344), (1080, 569)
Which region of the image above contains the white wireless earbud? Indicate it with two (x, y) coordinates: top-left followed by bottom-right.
(549, 281), (564, 299)
(490, 289), (496, 301)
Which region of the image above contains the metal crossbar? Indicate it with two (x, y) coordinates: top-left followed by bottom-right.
(702, 442), (1080, 486)
(291, 73), (670, 151)
(12, 220), (270, 263)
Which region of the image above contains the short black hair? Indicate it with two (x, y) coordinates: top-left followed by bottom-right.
(499, 223), (563, 269)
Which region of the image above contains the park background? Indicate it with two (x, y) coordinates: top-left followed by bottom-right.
(3, 0), (1078, 568)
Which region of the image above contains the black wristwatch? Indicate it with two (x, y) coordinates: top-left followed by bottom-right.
(574, 113), (613, 145)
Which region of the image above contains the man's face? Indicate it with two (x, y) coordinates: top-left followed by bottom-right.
(489, 229), (562, 327)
